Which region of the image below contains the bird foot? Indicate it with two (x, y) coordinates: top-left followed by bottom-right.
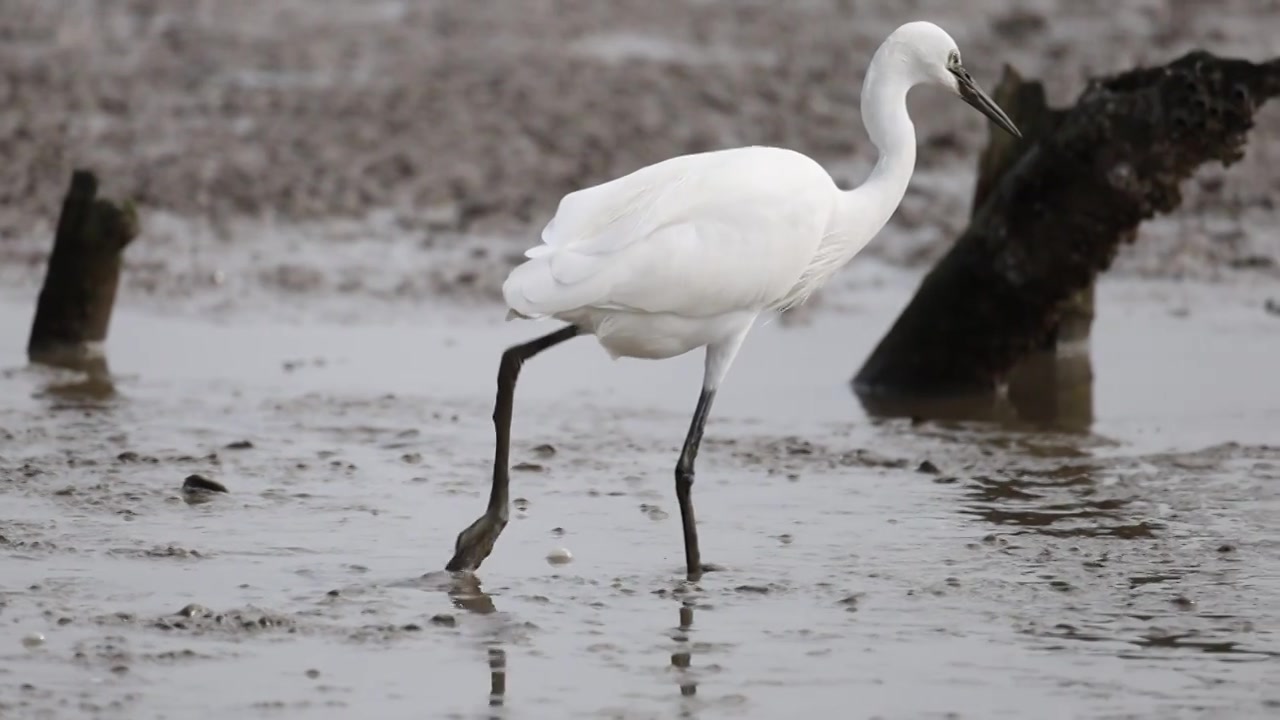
(685, 562), (725, 582)
(445, 512), (508, 572)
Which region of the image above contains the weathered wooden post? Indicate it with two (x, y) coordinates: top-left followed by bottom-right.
(27, 170), (138, 379)
(978, 66), (1094, 431)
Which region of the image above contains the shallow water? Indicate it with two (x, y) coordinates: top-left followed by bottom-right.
(1, 271), (1278, 719)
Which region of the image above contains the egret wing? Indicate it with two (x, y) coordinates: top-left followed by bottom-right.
(504, 147), (835, 319)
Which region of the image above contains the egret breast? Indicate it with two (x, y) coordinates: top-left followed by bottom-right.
(560, 308), (758, 361)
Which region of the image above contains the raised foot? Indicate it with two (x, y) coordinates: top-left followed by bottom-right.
(445, 512), (508, 572)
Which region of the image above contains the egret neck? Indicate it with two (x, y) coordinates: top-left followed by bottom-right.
(832, 42), (918, 260)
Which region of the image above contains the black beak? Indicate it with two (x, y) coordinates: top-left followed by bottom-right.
(950, 65), (1021, 139)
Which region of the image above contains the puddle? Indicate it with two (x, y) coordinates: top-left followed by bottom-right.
(1, 268), (1278, 718)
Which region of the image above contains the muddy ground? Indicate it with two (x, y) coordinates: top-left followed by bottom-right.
(2, 1), (1280, 719)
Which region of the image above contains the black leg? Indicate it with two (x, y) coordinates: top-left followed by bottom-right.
(446, 324), (580, 572)
(675, 388), (716, 580)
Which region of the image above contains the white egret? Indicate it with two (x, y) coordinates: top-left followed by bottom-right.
(445, 20), (1021, 579)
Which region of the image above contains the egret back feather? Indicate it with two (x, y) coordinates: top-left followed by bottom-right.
(503, 146), (838, 321)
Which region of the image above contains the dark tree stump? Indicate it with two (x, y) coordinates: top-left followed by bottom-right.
(984, 67), (1096, 430)
(27, 170), (138, 374)
(853, 51), (1280, 417)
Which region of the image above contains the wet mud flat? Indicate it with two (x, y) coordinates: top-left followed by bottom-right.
(1, 267), (1278, 719)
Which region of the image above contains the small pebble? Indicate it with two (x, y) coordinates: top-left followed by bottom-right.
(176, 603), (210, 618)
(21, 632), (45, 649)
(546, 547), (573, 565)
(305, 669), (321, 679)
(182, 474), (228, 494)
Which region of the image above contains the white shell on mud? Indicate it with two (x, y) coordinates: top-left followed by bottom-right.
(22, 632), (45, 649)
(546, 547), (573, 565)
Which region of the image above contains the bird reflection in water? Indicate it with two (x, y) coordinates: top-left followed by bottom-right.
(439, 572), (505, 716)
(670, 602), (698, 707)
(487, 646), (506, 713)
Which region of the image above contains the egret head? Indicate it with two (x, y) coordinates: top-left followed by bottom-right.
(889, 21), (1022, 139)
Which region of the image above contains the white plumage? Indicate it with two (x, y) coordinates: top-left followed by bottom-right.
(445, 20), (1021, 579)
(506, 146), (837, 362)
(510, 148), (833, 313)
